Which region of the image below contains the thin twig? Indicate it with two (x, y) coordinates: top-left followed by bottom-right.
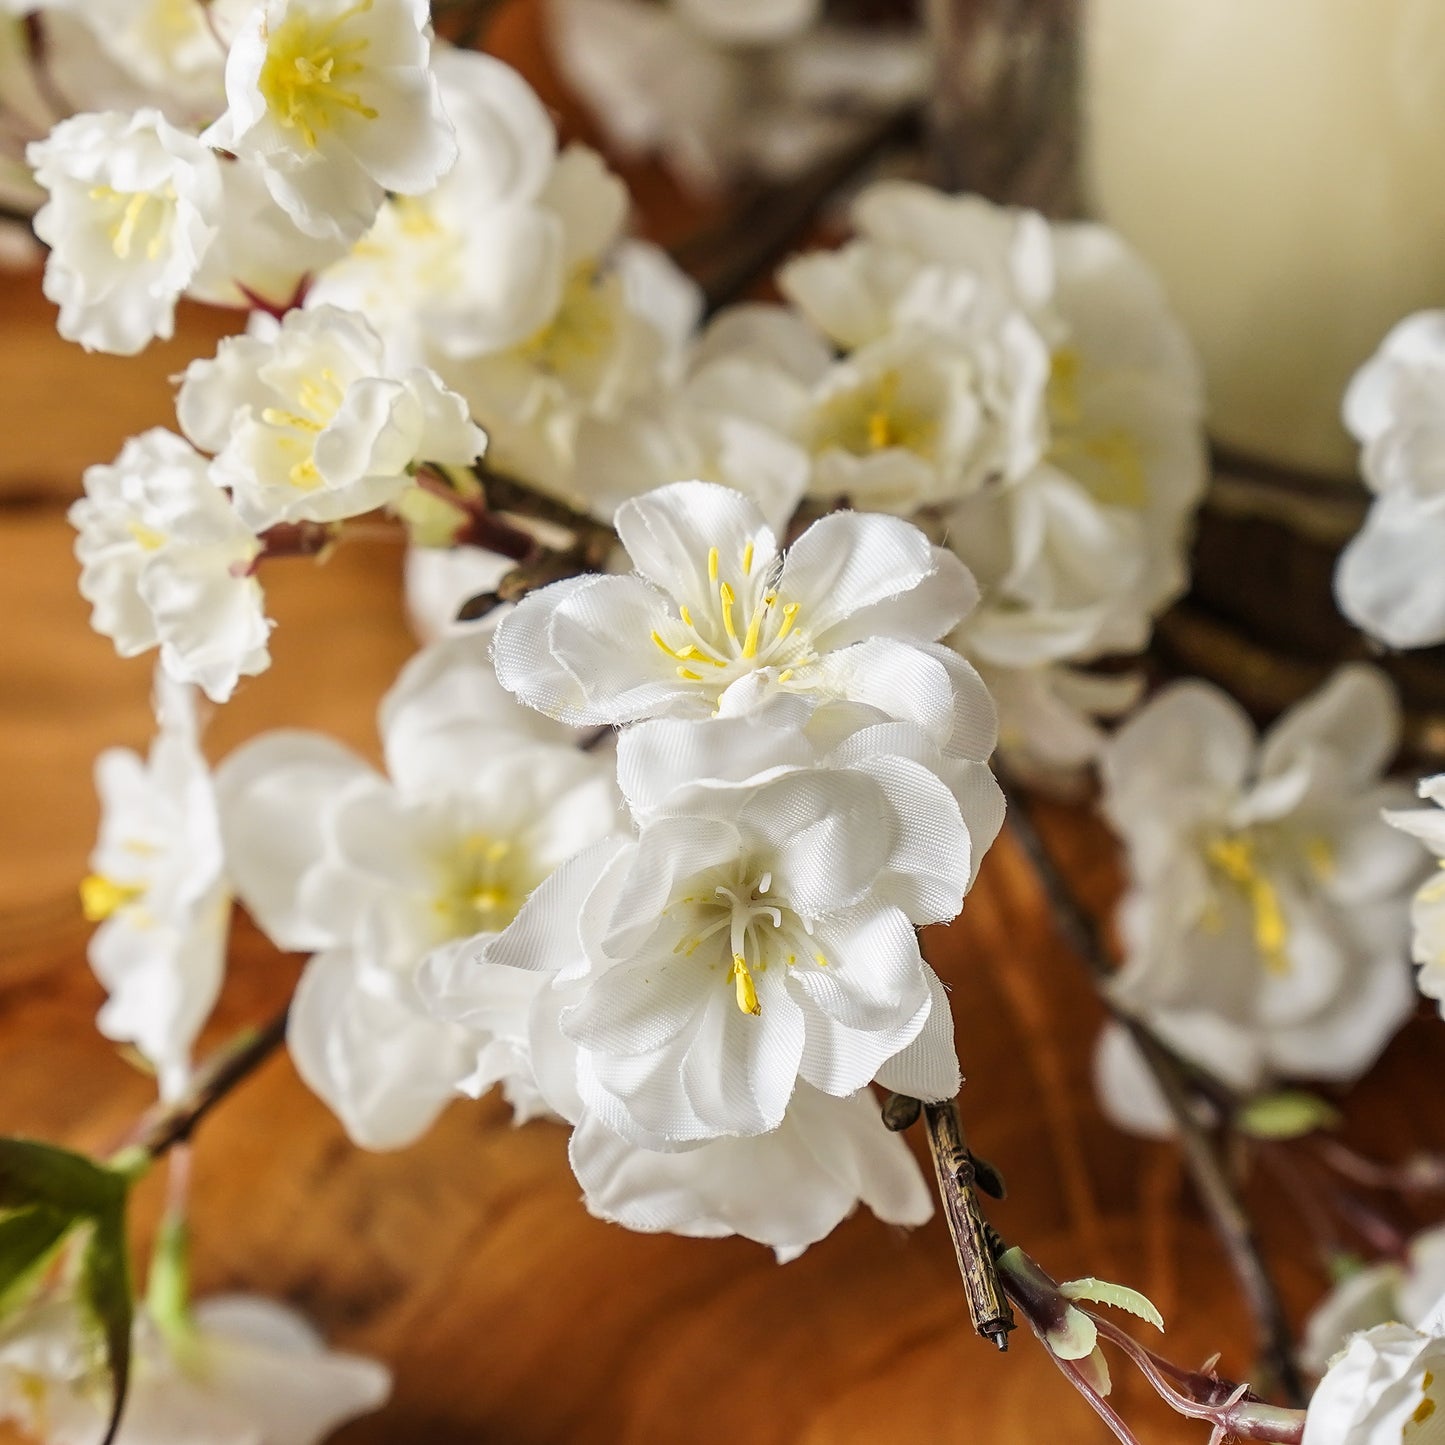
(123, 1010), (290, 1160)
(999, 778), (1305, 1404)
(892, 1094), (1015, 1349)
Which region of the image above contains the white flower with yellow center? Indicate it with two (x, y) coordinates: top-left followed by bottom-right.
(177, 305), (486, 531)
(80, 676), (229, 1101)
(27, 108), (222, 354)
(424, 945), (933, 1256)
(493, 480), (998, 758)
(69, 429), (271, 702)
(1303, 1294), (1445, 1445)
(0, 1289), (389, 1445)
(1336, 312), (1445, 650)
(1383, 773), (1445, 1016)
(483, 710), (1003, 1148)
(205, 0), (457, 243)
(217, 632), (620, 1148)
(1099, 666), (1424, 1089)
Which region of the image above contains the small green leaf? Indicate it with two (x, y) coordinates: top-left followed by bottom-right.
(1059, 1277), (1165, 1332)
(0, 1205), (74, 1313)
(0, 1140), (127, 1214)
(1237, 1091), (1341, 1142)
(146, 1214), (196, 1364)
(81, 1203), (133, 1445)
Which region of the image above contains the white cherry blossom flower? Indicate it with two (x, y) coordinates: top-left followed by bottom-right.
(28, 108), (222, 354)
(1100, 666), (1423, 1090)
(205, 0), (457, 243)
(69, 429), (271, 702)
(483, 710), (1003, 1148)
(1303, 1294), (1445, 1445)
(1302, 1226), (1445, 1378)
(177, 305), (485, 531)
(216, 632), (619, 1148)
(1336, 312), (1445, 650)
(1383, 773), (1445, 1015)
(81, 676), (229, 1100)
(0, 1290), (389, 1445)
(492, 480), (998, 757)
(427, 922), (934, 1255)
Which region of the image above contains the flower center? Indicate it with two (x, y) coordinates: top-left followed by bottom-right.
(260, 368), (346, 490)
(670, 868), (828, 1017)
(432, 833), (537, 940)
(519, 266), (620, 383)
(90, 185), (175, 262)
(80, 873), (146, 923)
(813, 368), (938, 460)
(258, 0), (379, 150)
(1202, 834), (1290, 975)
(1048, 347), (1147, 509)
(649, 541), (814, 696)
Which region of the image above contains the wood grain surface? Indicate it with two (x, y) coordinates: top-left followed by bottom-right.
(3, 7), (1444, 1441)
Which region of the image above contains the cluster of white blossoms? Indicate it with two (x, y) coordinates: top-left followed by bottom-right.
(1094, 665), (1425, 1133)
(211, 480), (1003, 1258)
(1337, 313), (1445, 650)
(17, 0), (458, 353)
(545, 0), (929, 194)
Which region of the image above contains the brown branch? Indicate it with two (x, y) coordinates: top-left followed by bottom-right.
(999, 778), (1305, 1404)
(123, 1010), (290, 1160)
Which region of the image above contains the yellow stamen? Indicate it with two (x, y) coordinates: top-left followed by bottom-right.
(126, 519), (166, 551)
(262, 407), (323, 433)
(677, 667), (704, 680)
(741, 600), (766, 659)
(730, 954), (761, 1016)
(777, 669), (794, 683)
(1205, 836), (1291, 974)
(742, 541), (754, 575)
(775, 602), (801, 644)
(679, 604), (695, 628)
(707, 547), (719, 583)
(80, 874), (143, 923)
(719, 581), (738, 641)
(866, 410), (894, 451)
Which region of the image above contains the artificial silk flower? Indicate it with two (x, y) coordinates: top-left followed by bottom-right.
(216, 632), (618, 1148)
(205, 0), (457, 243)
(1302, 1294), (1445, 1445)
(27, 108), (222, 354)
(1100, 666), (1423, 1088)
(69, 428), (271, 702)
(177, 305), (486, 532)
(1383, 773), (1445, 1015)
(1301, 1226), (1445, 1378)
(492, 480), (998, 758)
(1336, 312), (1445, 650)
(81, 676), (229, 1100)
(0, 1290), (390, 1445)
(484, 710), (1003, 1148)
(308, 48), (625, 368)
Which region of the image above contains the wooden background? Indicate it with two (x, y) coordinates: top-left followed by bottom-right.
(3, 5), (1445, 1440)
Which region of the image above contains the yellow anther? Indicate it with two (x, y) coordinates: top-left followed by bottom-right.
(707, 547), (719, 583)
(652, 629), (680, 658)
(80, 873), (144, 923)
(288, 457), (322, 490)
(469, 885), (511, 913)
(679, 604), (695, 628)
(678, 667), (704, 680)
(126, 519), (166, 552)
(730, 954), (761, 1016)
(814, 951), (829, 968)
(1205, 835), (1291, 974)
(866, 411), (895, 451)
(719, 581), (738, 641)
(777, 669), (794, 683)
(742, 541), (754, 575)
(775, 601), (801, 644)
(262, 407), (323, 433)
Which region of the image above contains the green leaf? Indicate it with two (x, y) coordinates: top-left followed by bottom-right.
(1236, 1091), (1341, 1142)
(0, 1140), (127, 1214)
(80, 1202), (133, 1445)
(1059, 1277), (1165, 1331)
(0, 1205), (75, 1313)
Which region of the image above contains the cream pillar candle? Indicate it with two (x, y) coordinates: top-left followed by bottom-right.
(1083, 0), (1445, 479)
